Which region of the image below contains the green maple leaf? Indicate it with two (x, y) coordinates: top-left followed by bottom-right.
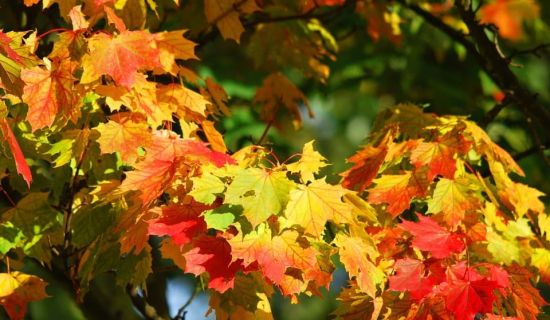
(224, 167), (295, 228)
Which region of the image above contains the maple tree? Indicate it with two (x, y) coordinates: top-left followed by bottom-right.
(0, 0), (549, 319)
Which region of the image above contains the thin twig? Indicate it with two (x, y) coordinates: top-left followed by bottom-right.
(508, 43), (550, 60)
(256, 118), (275, 146)
(173, 289), (198, 320)
(63, 139), (91, 252)
(524, 115), (550, 165)
(479, 98), (510, 128)
(0, 185), (15, 206)
(513, 143), (550, 161)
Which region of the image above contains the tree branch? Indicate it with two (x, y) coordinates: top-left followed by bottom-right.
(395, 0), (477, 55)
(479, 98), (510, 128)
(513, 142), (550, 161)
(127, 286), (164, 320)
(453, 0), (550, 133)
(397, 0), (550, 131)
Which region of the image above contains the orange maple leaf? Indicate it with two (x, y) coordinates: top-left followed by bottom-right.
(21, 59), (78, 130)
(81, 31), (160, 88)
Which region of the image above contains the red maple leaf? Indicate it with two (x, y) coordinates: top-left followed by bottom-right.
(0, 119), (32, 188)
(147, 201), (209, 245)
(184, 235), (243, 293)
(442, 278), (498, 320)
(389, 258), (434, 300)
(400, 215), (465, 258)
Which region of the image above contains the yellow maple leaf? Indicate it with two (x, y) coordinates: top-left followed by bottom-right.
(427, 176), (481, 228)
(201, 120), (228, 153)
(286, 140), (328, 183)
(154, 30), (197, 75)
(334, 234), (385, 298)
(531, 248), (550, 284)
(95, 113), (152, 164)
(282, 179), (352, 237)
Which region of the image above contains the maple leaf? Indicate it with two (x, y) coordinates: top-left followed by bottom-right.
(203, 77), (230, 116)
(442, 278), (498, 320)
(104, 6), (127, 32)
(189, 170), (226, 205)
(254, 73), (313, 129)
(507, 264), (545, 319)
(147, 201), (209, 245)
(0, 31), (24, 64)
(355, 0), (402, 44)
(81, 30), (160, 88)
(230, 224), (331, 294)
(119, 157), (178, 205)
(400, 215), (465, 258)
(531, 248), (550, 284)
(97, 75), (174, 128)
(490, 161), (544, 217)
(201, 120), (228, 153)
(480, 0), (540, 41)
(159, 238), (187, 270)
(21, 58), (78, 130)
(154, 30), (197, 75)
(286, 140), (328, 183)
(208, 274), (273, 320)
(333, 283), (381, 320)
(119, 130), (233, 205)
(341, 132), (392, 192)
(281, 178), (352, 237)
(0, 272), (48, 320)
(410, 131), (469, 181)
(367, 170), (429, 217)
(68, 5), (89, 30)
(157, 83), (209, 118)
(95, 113), (152, 164)
(246, 21), (334, 81)
(118, 131), (184, 204)
(204, 0), (260, 43)
(463, 120), (524, 176)
(334, 234), (385, 298)
(224, 167), (295, 228)
(389, 258), (434, 300)
(184, 235), (243, 293)
(427, 177), (481, 227)
(229, 223), (285, 284)
(45, 128), (90, 167)
(0, 118), (32, 187)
